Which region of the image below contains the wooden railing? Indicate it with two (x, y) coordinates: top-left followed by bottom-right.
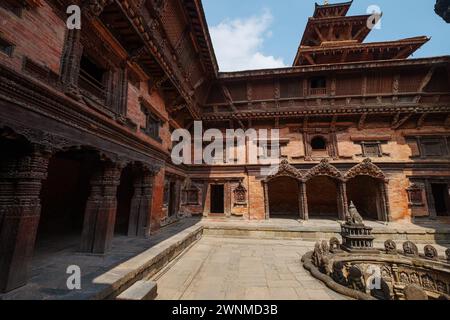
(309, 87), (327, 96)
(78, 69), (106, 103)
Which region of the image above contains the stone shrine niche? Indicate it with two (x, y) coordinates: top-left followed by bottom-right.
(233, 182), (247, 207)
(183, 184), (200, 206)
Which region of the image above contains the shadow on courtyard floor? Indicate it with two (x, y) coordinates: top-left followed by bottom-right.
(0, 217), (202, 300)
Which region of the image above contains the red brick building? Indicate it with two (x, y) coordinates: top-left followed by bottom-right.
(0, 0), (449, 293)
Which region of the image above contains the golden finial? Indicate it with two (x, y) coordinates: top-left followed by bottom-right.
(324, 0), (329, 4)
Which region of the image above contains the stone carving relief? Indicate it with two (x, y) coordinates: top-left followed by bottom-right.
(424, 245), (438, 260)
(344, 158), (385, 181)
(403, 241), (419, 256)
(233, 182), (247, 206)
(384, 240), (397, 254)
(303, 158), (343, 181)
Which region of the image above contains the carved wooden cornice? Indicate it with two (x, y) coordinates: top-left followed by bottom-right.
(218, 56), (450, 80)
(201, 105), (449, 122)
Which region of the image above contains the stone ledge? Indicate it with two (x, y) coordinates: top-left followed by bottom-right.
(116, 280), (157, 301)
(73, 224), (203, 300)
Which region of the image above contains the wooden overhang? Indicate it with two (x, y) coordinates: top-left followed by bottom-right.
(295, 36), (430, 66)
(313, 1), (353, 18)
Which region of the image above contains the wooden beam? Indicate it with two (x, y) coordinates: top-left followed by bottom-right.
(313, 26), (326, 43)
(331, 115), (338, 130)
(416, 113), (428, 129)
(392, 113), (413, 130)
(358, 113), (368, 131)
(418, 67), (436, 92)
(445, 115), (450, 128)
(303, 54), (316, 65)
(393, 46), (412, 60)
(221, 85), (245, 129)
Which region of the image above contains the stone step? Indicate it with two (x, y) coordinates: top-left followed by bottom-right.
(116, 280), (157, 301)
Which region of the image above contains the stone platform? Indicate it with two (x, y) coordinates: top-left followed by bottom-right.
(202, 218), (450, 244)
(1, 217), (449, 300)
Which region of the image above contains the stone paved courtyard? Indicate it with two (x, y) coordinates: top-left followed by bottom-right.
(153, 237), (349, 300)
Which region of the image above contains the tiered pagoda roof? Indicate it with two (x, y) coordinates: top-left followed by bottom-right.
(294, 1), (430, 66)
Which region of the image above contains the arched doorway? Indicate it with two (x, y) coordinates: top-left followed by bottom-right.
(346, 176), (383, 220)
(268, 176), (300, 219)
(306, 176), (339, 218)
(344, 159), (389, 222)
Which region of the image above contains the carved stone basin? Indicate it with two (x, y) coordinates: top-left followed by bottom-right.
(302, 239), (450, 300)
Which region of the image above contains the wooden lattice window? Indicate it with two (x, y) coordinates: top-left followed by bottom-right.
(407, 184), (425, 206)
(362, 142), (382, 157)
(141, 104), (161, 141)
(421, 138), (445, 157)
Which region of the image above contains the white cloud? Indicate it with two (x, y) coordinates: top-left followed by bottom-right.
(209, 10), (287, 72)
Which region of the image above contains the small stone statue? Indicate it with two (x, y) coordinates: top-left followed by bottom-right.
(347, 266), (366, 293)
(403, 241), (419, 256)
(321, 240), (330, 254)
(346, 202), (364, 225)
(312, 242), (323, 268)
(384, 240), (397, 254)
(332, 261), (348, 287)
(329, 237), (341, 252)
(424, 245), (438, 260)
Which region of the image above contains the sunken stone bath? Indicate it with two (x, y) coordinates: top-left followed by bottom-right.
(302, 204), (450, 300)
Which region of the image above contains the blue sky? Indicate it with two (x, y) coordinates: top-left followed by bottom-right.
(202, 0), (450, 71)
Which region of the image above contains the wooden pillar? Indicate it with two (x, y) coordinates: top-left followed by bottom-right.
(80, 161), (122, 254)
(299, 181), (309, 220)
(60, 29), (83, 98)
(128, 166), (154, 238)
(263, 181), (270, 220)
(337, 180), (348, 221)
(0, 146), (50, 292)
(380, 181), (392, 222)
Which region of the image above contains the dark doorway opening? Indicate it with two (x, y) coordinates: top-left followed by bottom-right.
(347, 176), (382, 220)
(432, 183), (450, 217)
(268, 177), (300, 218)
(210, 185), (225, 214)
(168, 181), (177, 217)
(37, 150), (97, 251)
(115, 165), (134, 235)
(306, 176), (338, 218)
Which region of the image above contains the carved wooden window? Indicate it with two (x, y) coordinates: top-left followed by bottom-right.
(309, 77), (327, 96)
(421, 138), (445, 157)
(184, 187), (199, 205)
(407, 184), (425, 206)
(141, 104), (161, 141)
(78, 54), (107, 103)
(0, 37), (14, 57)
(361, 142), (382, 157)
